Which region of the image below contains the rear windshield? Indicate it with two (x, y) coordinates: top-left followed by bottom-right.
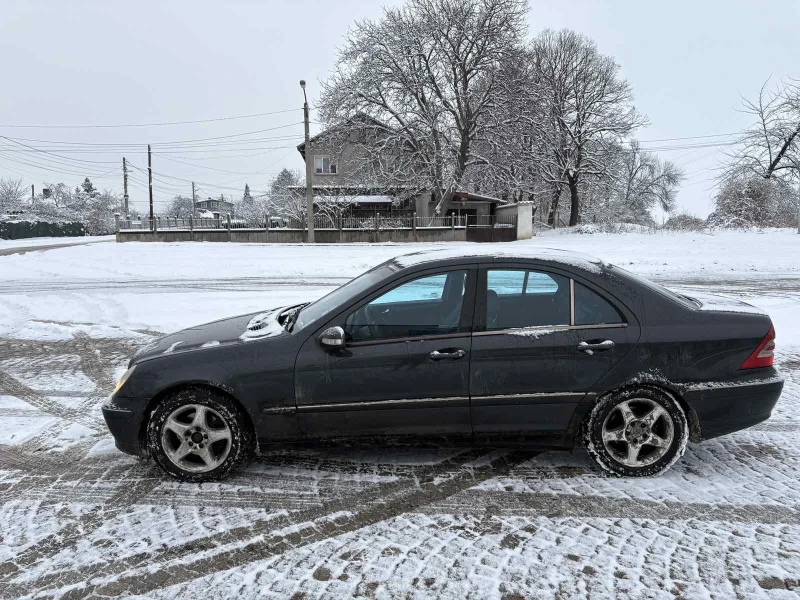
(611, 266), (699, 308)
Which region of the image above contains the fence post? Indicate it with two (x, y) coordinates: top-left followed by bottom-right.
(451, 215), (455, 241)
(189, 214), (194, 242)
(114, 213), (120, 235)
(338, 212), (343, 243)
(226, 214), (232, 242)
(153, 216), (158, 236)
(412, 211), (417, 242)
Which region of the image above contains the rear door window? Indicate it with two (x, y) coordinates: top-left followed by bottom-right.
(574, 282), (625, 325)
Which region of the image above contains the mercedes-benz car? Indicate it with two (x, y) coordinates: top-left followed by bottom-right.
(103, 248), (783, 481)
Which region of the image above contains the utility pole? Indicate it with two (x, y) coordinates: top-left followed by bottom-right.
(31, 185), (34, 201)
(300, 79), (314, 243)
(147, 144), (154, 226)
(191, 181), (196, 211)
(122, 157), (129, 216)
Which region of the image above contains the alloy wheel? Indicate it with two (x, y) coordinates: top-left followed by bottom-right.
(160, 403), (232, 473)
(600, 398), (674, 467)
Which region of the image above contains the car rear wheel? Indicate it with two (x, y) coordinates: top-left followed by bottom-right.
(147, 387), (252, 482)
(584, 387), (688, 477)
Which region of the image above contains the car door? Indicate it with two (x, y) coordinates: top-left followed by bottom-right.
(294, 266), (477, 439)
(549, 278), (640, 393)
(469, 264), (639, 439)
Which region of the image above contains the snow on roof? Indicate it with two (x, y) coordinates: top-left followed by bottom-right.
(391, 247), (605, 271)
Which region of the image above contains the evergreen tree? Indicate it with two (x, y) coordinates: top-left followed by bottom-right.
(243, 184), (253, 204)
(81, 177), (99, 198)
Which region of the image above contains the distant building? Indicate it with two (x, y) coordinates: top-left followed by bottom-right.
(296, 115), (506, 219)
(195, 197), (233, 218)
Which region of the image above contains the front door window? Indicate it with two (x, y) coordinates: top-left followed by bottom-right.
(345, 271), (468, 342)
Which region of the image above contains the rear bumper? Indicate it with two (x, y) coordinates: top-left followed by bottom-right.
(684, 375), (784, 440)
(101, 395), (148, 457)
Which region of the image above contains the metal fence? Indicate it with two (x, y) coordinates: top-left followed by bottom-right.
(118, 213), (498, 232)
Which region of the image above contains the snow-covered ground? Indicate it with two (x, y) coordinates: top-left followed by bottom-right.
(0, 230), (798, 598)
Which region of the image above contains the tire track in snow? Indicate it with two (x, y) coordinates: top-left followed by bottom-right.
(423, 490), (800, 525)
(0, 463), (161, 581)
(0, 335), (147, 468)
(0, 276), (345, 295)
(0, 373), (101, 432)
(5, 449), (493, 586)
(8, 449), (534, 596)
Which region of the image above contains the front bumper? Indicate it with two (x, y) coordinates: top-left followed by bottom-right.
(101, 395), (148, 456)
(684, 375), (784, 440)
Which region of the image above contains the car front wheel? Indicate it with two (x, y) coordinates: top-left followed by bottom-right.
(583, 387), (688, 477)
(147, 387), (251, 482)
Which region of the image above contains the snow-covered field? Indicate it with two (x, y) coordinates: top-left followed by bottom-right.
(0, 230), (798, 598)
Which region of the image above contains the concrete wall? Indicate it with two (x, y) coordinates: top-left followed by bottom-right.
(515, 202), (533, 240)
(494, 202), (533, 240)
(117, 227), (466, 244)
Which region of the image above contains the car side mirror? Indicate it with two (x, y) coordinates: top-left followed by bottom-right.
(319, 326), (346, 349)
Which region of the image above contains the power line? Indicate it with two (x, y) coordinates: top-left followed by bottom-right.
(152, 152), (287, 176)
(0, 151), (119, 179)
(635, 131), (742, 143)
(0, 123), (302, 149)
(126, 161), (269, 194)
(0, 107), (301, 129)
(0, 135), (118, 167)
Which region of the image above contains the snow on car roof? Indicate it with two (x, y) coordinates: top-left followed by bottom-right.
(391, 246), (605, 271)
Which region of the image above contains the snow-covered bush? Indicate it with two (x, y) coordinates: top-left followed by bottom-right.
(663, 213), (706, 231)
(710, 175), (797, 228)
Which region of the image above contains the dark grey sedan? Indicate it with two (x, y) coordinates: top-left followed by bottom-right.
(103, 248), (783, 481)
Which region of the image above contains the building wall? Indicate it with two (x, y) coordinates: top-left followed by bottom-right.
(495, 202), (533, 240)
(307, 137), (392, 189)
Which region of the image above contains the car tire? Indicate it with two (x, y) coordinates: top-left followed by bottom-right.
(583, 387), (688, 477)
(146, 387), (252, 482)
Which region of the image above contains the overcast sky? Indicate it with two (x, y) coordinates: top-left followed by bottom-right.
(1, 0), (798, 216)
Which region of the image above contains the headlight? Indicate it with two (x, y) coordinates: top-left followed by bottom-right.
(114, 366), (136, 394)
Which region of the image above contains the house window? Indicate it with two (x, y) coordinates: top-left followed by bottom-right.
(314, 156), (337, 175)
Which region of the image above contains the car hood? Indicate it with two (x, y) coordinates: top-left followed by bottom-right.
(130, 306), (293, 365)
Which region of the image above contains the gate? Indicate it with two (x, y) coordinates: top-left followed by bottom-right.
(465, 215), (517, 242)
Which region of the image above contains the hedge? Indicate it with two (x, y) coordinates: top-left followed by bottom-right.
(0, 220), (86, 240)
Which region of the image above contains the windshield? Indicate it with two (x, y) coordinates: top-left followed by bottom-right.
(611, 266), (699, 308)
(294, 265), (394, 330)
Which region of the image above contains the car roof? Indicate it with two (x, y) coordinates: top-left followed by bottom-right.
(387, 246), (605, 273)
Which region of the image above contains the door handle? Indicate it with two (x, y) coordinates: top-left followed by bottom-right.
(577, 340), (614, 355)
(429, 348), (466, 361)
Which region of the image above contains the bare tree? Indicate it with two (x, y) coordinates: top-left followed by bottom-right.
(40, 182), (73, 209)
(0, 177), (28, 213)
(529, 30), (646, 226)
(615, 141), (683, 216)
(716, 78), (800, 227)
(729, 78), (800, 180)
(165, 195), (195, 219)
(319, 0), (528, 215)
(266, 168), (306, 224)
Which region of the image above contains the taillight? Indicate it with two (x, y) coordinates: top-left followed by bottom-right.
(740, 325), (775, 369)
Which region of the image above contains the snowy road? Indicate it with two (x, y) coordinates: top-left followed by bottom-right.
(0, 231), (798, 598)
